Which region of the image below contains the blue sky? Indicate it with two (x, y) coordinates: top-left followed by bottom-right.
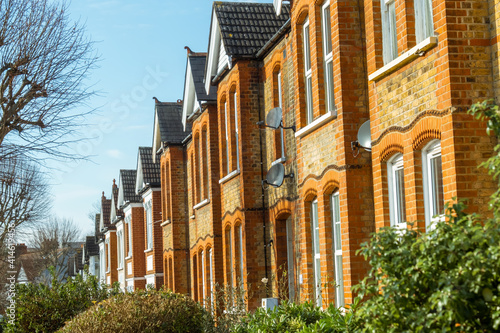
(47, 0), (270, 237)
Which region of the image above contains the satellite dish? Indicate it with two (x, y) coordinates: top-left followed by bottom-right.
(257, 107), (296, 132)
(357, 120), (371, 151)
(266, 107), (282, 130)
(263, 163), (294, 188)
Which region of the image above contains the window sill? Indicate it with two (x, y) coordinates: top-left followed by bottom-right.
(295, 110), (337, 139)
(160, 220), (171, 227)
(368, 36), (438, 82)
(271, 157), (286, 166)
(219, 169), (240, 184)
(144, 248), (153, 253)
(193, 199), (210, 210)
(125, 255), (132, 260)
(117, 267), (124, 271)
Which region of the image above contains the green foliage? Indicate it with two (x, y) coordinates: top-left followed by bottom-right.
(355, 203), (500, 332)
(232, 301), (358, 333)
(58, 288), (215, 333)
(6, 270), (119, 333)
(352, 99), (500, 332)
(468, 99), (500, 219)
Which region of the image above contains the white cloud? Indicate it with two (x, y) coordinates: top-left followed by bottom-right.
(106, 149), (123, 159)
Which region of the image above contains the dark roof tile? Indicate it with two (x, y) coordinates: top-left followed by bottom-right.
(138, 147), (161, 187)
(120, 169), (141, 203)
(214, 2), (290, 58)
(156, 103), (191, 144)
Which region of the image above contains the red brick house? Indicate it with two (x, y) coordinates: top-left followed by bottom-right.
(117, 169), (146, 291)
(135, 146), (164, 288)
(180, 50), (222, 305)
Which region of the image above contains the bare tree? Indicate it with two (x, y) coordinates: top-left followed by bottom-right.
(0, 0), (98, 161)
(0, 156), (51, 245)
(30, 216), (81, 282)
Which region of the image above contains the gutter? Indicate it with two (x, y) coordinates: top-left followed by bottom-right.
(255, 18), (291, 59)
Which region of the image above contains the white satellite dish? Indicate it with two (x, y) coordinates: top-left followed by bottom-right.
(263, 163), (294, 188)
(357, 120), (371, 151)
(266, 107), (282, 130)
(257, 107), (295, 132)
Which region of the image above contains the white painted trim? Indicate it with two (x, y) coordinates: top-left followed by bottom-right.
(368, 36), (438, 81)
(160, 220), (171, 227)
(144, 273), (164, 278)
(219, 169), (240, 184)
(125, 255), (132, 260)
(126, 277), (146, 282)
(144, 248), (154, 253)
(295, 110), (336, 139)
(194, 198), (210, 210)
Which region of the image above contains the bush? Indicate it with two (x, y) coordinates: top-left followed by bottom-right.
(58, 288), (215, 333)
(232, 301), (358, 333)
(6, 270), (119, 333)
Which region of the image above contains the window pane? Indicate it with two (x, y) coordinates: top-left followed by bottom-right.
(326, 61), (335, 113)
(430, 154), (444, 216)
(381, 0), (398, 64)
(312, 201), (320, 254)
(335, 254), (344, 307)
(306, 77), (313, 123)
(304, 24), (311, 71)
(323, 5), (332, 54)
(394, 167), (406, 224)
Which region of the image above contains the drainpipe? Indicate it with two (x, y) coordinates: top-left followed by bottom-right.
(257, 62), (269, 294)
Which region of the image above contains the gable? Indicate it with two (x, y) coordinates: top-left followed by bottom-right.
(182, 60), (198, 130)
(135, 152), (145, 195)
(152, 112), (162, 162)
(205, 10), (227, 94)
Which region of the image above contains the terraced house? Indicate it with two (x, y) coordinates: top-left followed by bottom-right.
(89, 0), (497, 312)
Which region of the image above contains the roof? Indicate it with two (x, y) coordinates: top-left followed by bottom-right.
(94, 213), (102, 242)
(85, 236), (99, 257)
(120, 169), (141, 203)
(189, 54), (218, 101)
(101, 198), (111, 229)
(214, 2), (290, 57)
(156, 102), (191, 144)
(138, 146), (161, 187)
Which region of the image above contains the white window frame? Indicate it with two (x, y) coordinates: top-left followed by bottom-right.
(201, 250), (206, 303)
(234, 92), (240, 171)
(276, 72), (285, 162)
(415, 0), (434, 43)
(145, 201), (153, 250)
(126, 215), (132, 257)
(311, 199), (322, 307)
(321, 1), (336, 115)
(117, 230), (123, 269)
(226, 228), (233, 287)
(209, 248), (214, 307)
(330, 192), (345, 308)
(224, 101), (230, 173)
(423, 140), (444, 231)
(286, 217), (295, 301)
(236, 224), (244, 288)
(106, 239), (111, 273)
(303, 18), (314, 124)
(387, 154), (407, 229)
(381, 0), (398, 64)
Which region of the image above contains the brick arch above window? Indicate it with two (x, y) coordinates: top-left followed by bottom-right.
(320, 169), (341, 197)
(411, 119), (442, 151)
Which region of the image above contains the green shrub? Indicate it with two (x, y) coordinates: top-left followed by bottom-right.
(58, 288), (215, 333)
(232, 301), (358, 333)
(353, 100), (500, 332)
(6, 270), (119, 333)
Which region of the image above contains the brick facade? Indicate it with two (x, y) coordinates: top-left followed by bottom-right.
(89, 0), (497, 313)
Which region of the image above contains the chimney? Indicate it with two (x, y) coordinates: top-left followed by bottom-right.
(15, 243), (28, 257)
